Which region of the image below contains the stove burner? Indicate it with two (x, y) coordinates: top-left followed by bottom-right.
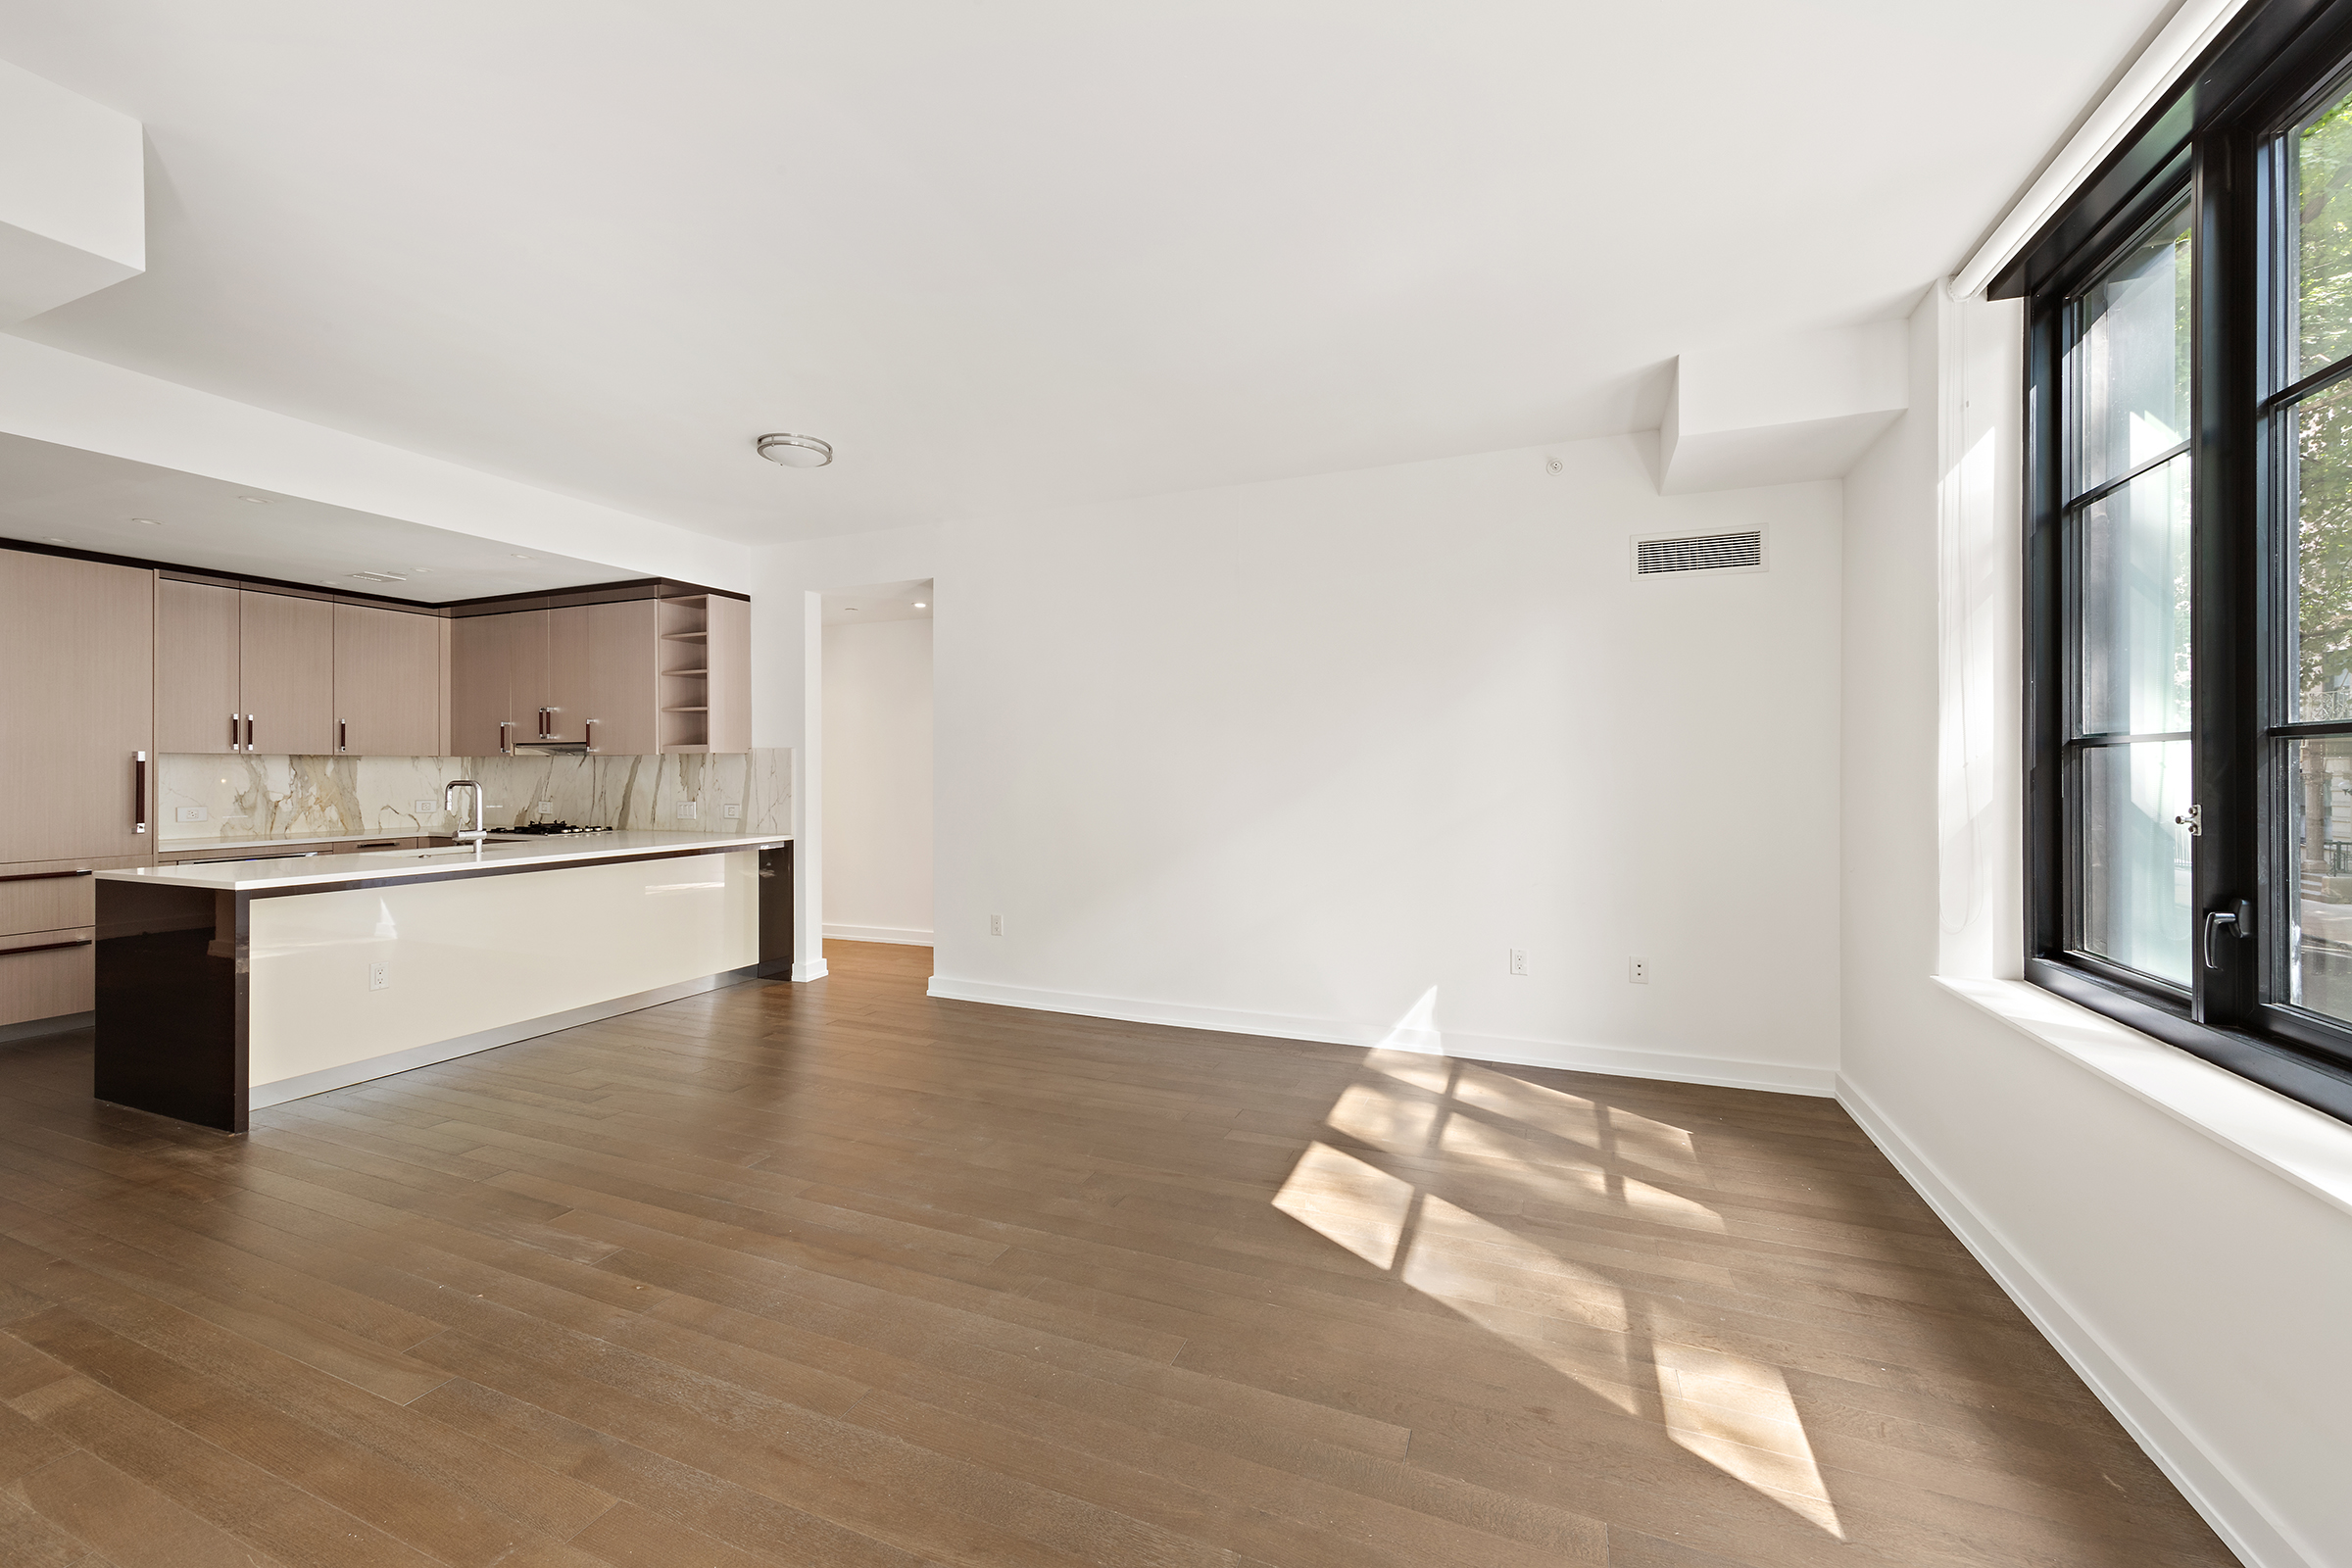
(501, 821), (612, 836)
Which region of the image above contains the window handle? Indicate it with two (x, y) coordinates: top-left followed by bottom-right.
(2203, 900), (2254, 970)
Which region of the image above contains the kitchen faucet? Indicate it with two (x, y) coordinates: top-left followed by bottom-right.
(444, 779), (490, 842)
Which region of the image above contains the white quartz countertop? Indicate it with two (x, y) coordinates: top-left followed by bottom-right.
(99, 830), (789, 893)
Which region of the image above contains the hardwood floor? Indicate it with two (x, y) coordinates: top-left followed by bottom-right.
(0, 940), (2234, 1567)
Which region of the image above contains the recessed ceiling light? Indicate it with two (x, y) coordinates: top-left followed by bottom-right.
(44, 536), (65, 543)
(511, 554), (532, 561)
(755, 432), (833, 468)
(236, 495), (270, 504)
(913, 601), (928, 609)
(130, 516), (161, 525)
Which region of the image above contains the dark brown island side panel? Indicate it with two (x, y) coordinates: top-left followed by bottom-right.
(757, 843), (792, 979)
(94, 880), (244, 1133)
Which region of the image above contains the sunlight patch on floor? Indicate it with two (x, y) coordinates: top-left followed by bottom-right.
(1653, 1340), (1844, 1537)
(1272, 1140), (1414, 1267)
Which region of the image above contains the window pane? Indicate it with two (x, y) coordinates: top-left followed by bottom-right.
(2076, 454), (2191, 735)
(2292, 375), (2352, 718)
(2068, 199), (2192, 499)
(2078, 741), (2193, 984)
(2297, 82), (2352, 379)
(2289, 737), (2352, 1020)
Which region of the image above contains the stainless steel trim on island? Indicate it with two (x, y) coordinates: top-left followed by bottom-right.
(92, 829), (793, 1132)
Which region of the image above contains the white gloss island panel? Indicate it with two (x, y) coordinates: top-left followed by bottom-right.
(245, 850), (760, 1096)
(100, 828), (788, 892)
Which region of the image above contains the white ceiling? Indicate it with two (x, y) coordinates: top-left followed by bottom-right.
(0, 433), (632, 601)
(0, 2), (2171, 545)
(823, 579), (934, 625)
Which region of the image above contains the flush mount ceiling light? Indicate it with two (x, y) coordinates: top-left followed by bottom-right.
(756, 432), (833, 468)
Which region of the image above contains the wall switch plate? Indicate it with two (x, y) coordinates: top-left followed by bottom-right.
(723, 803), (740, 819)
(368, 962), (389, 991)
(1629, 957), (1650, 984)
(414, 799), (435, 812)
(173, 807), (207, 823)
(989, 914), (1004, 937)
(1508, 948), (1527, 976)
(674, 802), (698, 819)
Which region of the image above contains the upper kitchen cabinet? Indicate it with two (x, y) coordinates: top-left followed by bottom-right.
(451, 589), (745, 756)
(0, 551), (154, 864)
(154, 578), (241, 754)
(333, 603), (445, 757)
(566, 599), (659, 756)
(448, 612), (514, 756)
(238, 590), (335, 756)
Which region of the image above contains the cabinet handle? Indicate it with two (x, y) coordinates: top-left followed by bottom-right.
(0, 937), (93, 958)
(339, 719), (348, 753)
(0, 868), (93, 885)
(244, 715), (255, 751)
(230, 711), (241, 749)
(132, 751), (147, 834)
(498, 720), (513, 756)
(584, 718), (597, 753)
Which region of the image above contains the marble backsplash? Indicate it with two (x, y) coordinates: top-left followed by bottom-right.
(156, 750), (790, 843)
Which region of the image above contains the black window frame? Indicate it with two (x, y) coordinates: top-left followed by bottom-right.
(2008, 0), (2352, 1124)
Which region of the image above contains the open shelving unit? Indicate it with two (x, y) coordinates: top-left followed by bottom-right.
(658, 596), (711, 752)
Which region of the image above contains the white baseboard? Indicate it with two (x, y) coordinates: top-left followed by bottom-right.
(922, 975), (1835, 1096)
(790, 958), (829, 982)
(1836, 1073), (2307, 1568)
(251, 966), (760, 1110)
(823, 923), (934, 946)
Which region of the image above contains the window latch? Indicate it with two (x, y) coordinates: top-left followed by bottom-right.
(2176, 804), (2202, 837)
(2202, 899), (2254, 970)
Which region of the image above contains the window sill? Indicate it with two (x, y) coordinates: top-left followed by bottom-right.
(1934, 975), (2352, 1220)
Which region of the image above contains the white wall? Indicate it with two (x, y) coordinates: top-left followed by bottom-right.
(1840, 288), (2352, 1568)
(821, 616), (934, 943)
(757, 432), (1843, 1091)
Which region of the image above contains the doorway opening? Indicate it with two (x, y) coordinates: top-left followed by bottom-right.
(817, 579), (933, 957)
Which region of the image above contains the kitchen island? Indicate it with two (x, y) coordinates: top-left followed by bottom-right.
(92, 829), (791, 1132)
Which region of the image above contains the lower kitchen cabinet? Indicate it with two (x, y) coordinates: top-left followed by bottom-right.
(0, 852), (154, 1031)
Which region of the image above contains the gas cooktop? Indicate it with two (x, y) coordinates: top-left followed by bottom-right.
(497, 821), (612, 836)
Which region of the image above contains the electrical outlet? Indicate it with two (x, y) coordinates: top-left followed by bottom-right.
(413, 799), (435, 812)
(1508, 948), (1528, 976)
(173, 806), (207, 823)
(1629, 957), (1650, 985)
(989, 914), (1004, 937)
(368, 962), (389, 991)
(674, 802), (698, 819)
(723, 803), (740, 819)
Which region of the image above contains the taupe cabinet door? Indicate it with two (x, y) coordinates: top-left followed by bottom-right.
(449, 613), (514, 756)
(572, 599), (658, 756)
(0, 553), (154, 863)
(508, 610), (555, 741)
(154, 579), (241, 754)
(237, 591), (335, 756)
(334, 604), (444, 756)
(705, 595), (751, 753)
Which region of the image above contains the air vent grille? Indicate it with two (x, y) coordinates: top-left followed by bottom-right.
(1635, 530), (1764, 576)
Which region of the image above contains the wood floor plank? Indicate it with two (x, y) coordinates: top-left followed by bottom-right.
(0, 941), (2235, 1568)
